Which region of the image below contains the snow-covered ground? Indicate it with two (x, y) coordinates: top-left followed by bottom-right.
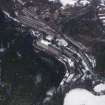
(63, 88), (105, 105)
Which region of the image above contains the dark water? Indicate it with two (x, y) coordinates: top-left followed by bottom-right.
(0, 10), (65, 105)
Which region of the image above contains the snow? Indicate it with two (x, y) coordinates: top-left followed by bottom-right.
(63, 88), (105, 105)
(56, 39), (68, 47)
(68, 58), (74, 67)
(60, 0), (78, 6)
(3, 10), (19, 22)
(17, 0), (25, 5)
(46, 35), (53, 41)
(49, 0), (90, 7)
(94, 83), (105, 93)
(40, 40), (51, 46)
